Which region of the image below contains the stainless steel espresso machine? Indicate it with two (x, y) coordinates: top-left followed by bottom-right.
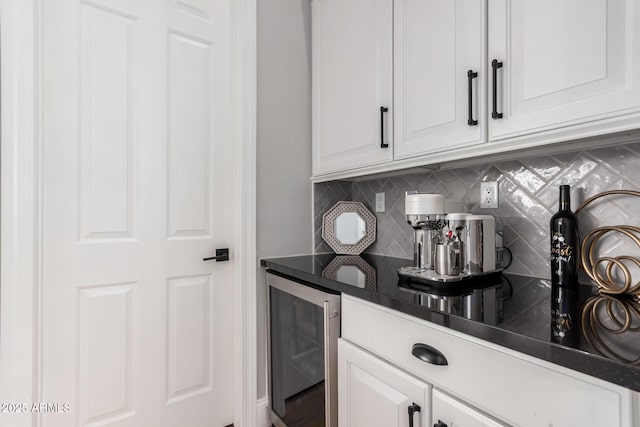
(398, 192), (502, 285)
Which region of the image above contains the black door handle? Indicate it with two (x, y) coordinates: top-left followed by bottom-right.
(380, 106), (389, 148)
(412, 343), (448, 365)
(467, 70), (478, 126)
(491, 59), (503, 119)
(408, 403), (421, 427)
(203, 248), (229, 262)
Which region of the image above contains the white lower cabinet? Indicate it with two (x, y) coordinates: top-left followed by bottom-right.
(432, 390), (506, 427)
(338, 339), (429, 427)
(339, 339), (506, 427)
(340, 294), (638, 427)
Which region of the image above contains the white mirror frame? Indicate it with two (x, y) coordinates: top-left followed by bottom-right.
(321, 201), (376, 255)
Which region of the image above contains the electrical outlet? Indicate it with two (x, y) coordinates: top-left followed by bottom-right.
(480, 181), (499, 209)
(375, 192), (385, 212)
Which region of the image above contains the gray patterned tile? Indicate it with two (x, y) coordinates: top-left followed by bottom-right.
(434, 170), (468, 200)
(496, 160), (546, 194)
(313, 141), (640, 279)
(521, 155), (564, 180)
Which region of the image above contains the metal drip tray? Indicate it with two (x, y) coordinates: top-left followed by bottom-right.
(398, 267), (503, 287)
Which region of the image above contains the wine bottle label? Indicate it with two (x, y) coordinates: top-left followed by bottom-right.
(551, 231), (574, 262)
(551, 308), (573, 338)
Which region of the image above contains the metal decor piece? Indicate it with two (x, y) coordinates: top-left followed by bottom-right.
(322, 201), (376, 255)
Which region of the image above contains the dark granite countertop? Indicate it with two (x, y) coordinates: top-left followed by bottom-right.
(261, 253), (640, 392)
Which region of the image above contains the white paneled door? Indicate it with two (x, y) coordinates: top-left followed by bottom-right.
(42, 1), (233, 426)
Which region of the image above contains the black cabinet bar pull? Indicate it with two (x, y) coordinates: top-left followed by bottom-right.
(491, 59), (503, 119)
(408, 403), (421, 427)
(412, 343), (448, 366)
(380, 106), (389, 148)
(203, 248), (229, 262)
(467, 70), (478, 126)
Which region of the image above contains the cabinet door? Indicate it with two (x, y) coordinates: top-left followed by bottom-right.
(338, 339), (430, 427)
(394, 0), (487, 160)
(489, 0), (640, 141)
(312, 0), (393, 176)
(432, 390), (507, 427)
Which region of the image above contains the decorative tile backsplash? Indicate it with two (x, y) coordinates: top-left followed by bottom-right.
(314, 141), (640, 278)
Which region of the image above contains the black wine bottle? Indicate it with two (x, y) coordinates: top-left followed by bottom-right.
(550, 185), (579, 288)
(550, 286), (580, 347)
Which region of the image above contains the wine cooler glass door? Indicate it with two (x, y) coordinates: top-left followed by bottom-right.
(268, 273), (340, 427)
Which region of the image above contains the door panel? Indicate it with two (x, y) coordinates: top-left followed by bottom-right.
(78, 284), (134, 426)
(166, 275), (212, 403)
(167, 32), (212, 239)
(42, 0), (233, 426)
(394, 0), (486, 160)
(79, 3), (135, 241)
(432, 390), (507, 427)
(489, 0), (640, 139)
(338, 339), (430, 427)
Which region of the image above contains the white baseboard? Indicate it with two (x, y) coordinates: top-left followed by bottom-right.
(256, 397), (270, 427)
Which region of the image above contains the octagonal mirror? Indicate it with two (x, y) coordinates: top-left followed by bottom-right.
(335, 265), (366, 287)
(322, 201), (376, 255)
(322, 255), (376, 290)
(334, 212), (366, 245)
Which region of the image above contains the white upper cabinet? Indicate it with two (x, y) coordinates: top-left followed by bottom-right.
(394, 0), (487, 160)
(489, 0), (640, 141)
(312, 0), (640, 180)
(312, 0), (393, 176)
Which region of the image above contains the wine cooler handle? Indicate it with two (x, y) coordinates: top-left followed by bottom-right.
(412, 343), (448, 366)
(408, 403), (421, 427)
(467, 70), (478, 126)
(380, 106), (389, 148)
(323, 301), (333, 424)
(491, 59), (503, 119)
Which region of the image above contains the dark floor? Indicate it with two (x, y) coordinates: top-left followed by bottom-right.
(281, 382), (325, 427)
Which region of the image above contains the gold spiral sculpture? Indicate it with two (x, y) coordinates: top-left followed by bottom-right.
(581, 294), (640, 365)
(576, 190), (640, 299)
(577, 190), (640, 362)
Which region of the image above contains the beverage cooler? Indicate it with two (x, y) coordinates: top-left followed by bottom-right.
(267, 272), (341, 427)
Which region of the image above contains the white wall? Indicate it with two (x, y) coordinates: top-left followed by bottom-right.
(256, 0), (313, 401)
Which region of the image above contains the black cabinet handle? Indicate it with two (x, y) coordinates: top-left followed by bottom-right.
(203, 248), (229, 262)
(434, 421), (448, 427)
(412, 343), (448, 366)
(380, 106), (389, 148)
(491, 59), (503, 119)
(467, 70), (478, 126)
(408, 403), (421, 427)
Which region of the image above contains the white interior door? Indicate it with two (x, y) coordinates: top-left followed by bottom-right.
(41, 0), (233, 426)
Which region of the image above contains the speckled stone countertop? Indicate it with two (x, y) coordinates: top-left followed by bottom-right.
(261, 253), (640, 392)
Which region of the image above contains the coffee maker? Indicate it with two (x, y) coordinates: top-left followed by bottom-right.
(399, 192), (501, 285)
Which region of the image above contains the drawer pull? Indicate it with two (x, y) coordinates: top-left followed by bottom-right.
(411, 343), (448, 366)
(408, 403), (421, 427)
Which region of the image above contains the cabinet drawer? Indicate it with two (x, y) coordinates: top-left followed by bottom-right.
(342, 295), (635, 427)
